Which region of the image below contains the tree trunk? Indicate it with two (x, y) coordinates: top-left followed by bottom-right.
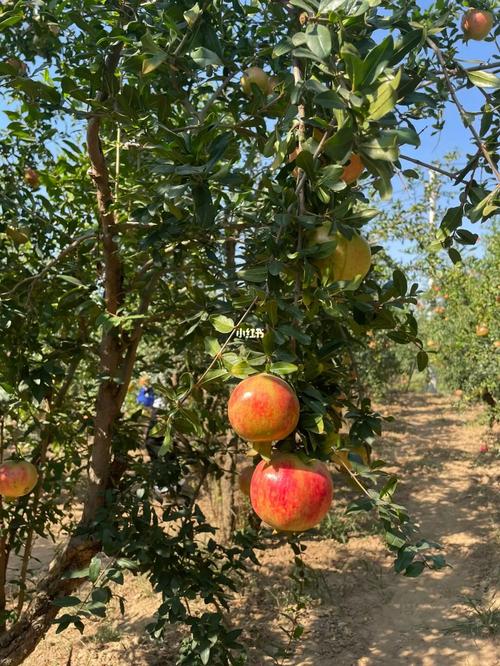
(0, 42), (141, 665)
(0, 534), (101, 664)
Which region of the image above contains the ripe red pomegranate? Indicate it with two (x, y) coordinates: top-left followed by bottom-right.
(0, 461), (38, 498)
(228, 373), (300, 442)
(250, 452), (333, 531)
(461, 9), (493, 40)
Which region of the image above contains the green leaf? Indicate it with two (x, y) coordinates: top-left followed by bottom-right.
(116, 558), (139, 570)
(210, 315), (234, 334)
(379, 476), (398, 499)
(88, 556), (101, 583)
(318, 0), (347, 12)
(141, 32), (164, 54)
(191, 47), (223, 68)
(404, 561), (426, 577)
(295, 150), (316, 179)
(385, 531), (406, 549)
(13, 78), (60, 105)
(229, 361), (255, 378)
(200, 647), (211, 665)
(273, 40), (294, 58)
(416, 351), (428, 372)
(440, 206), (463, 233)
(184, 3), (202, 28)
(0, 13), (23, 31)
(390, 29), (423, 65)
(394, 548), (417, 573)
(322, 124), (354, 162)
(289, 0), (319, 12)
(302, 413), (324, 433)
(360, 134), (399, 162)
(455, 228), (478, 246)
(317, 164), (344, 190)
(367, 69), (401, 121)
(305, 25), (332, 60)
(142, 53), (167, 75)
(447, 247), (461, 263)
(198, 368), (229, 385)
(57, 275), (85, 288)
(204, 337), (221, 357)
(291, 47), (325, 64)
(466, 70), (500, 90)
(346, 497), (375, 513)
(269, 362), (298, 375)
(392, 269), (407, 296)
(236, 267), (268, 282)
(358, 36), (394, 88)
(158, 425), (173, 456)
(314, 90), (345, 110)
(53, 596), (81, 608)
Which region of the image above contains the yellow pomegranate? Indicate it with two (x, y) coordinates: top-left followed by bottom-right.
(240, 67), (269, 96)
(310, 226), (371, 285)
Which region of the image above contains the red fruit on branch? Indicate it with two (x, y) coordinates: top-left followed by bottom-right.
(341, 153), (364, 184)
(228, 373), (300, 442)
(24, 167), (40, 189)
(250, 452), (333, 531)
(0, 461), (38, 498)
(461, 9), (494, 41)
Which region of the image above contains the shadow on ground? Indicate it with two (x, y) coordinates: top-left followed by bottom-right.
(25, 394), (499, 666)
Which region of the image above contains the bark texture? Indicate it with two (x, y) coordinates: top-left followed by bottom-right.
(0, 41), (157, 666)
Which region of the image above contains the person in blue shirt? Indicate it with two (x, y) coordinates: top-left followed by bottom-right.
(136, 385), (155, 407)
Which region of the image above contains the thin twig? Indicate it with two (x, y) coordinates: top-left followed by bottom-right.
(178, 295), (259, 406)
(399, 154), (458, 179)
(291, 57), (306, 354)
(116, 269), (163, 405)
(427, 38), (500, 182)
(449, 61), (500, 74)
(331, 452), (372, 498)
(199, 71), (235, 122)
(16, 354), (83, 615)
(0, 231), (96, 299)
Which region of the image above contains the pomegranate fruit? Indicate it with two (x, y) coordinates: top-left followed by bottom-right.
(250, 452), (333, 532)
(228, 373), (300, 442)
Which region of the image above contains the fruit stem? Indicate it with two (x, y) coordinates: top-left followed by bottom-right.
(178, 295), (259, 406)
(331, 452), (372, 498)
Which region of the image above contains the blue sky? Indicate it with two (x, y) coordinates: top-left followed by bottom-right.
(411, 0), (497, 161)
(371, 0), (498, 269)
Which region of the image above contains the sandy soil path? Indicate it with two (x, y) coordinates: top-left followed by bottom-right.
(26, 394), (499, 665)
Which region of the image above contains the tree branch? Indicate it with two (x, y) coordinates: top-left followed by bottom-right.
(427, 38), (500, 183)
(399, 155), (458, 179)
(0, 231), (96, 299)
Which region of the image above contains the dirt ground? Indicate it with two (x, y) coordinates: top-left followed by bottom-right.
(24, 394), (500, 666)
